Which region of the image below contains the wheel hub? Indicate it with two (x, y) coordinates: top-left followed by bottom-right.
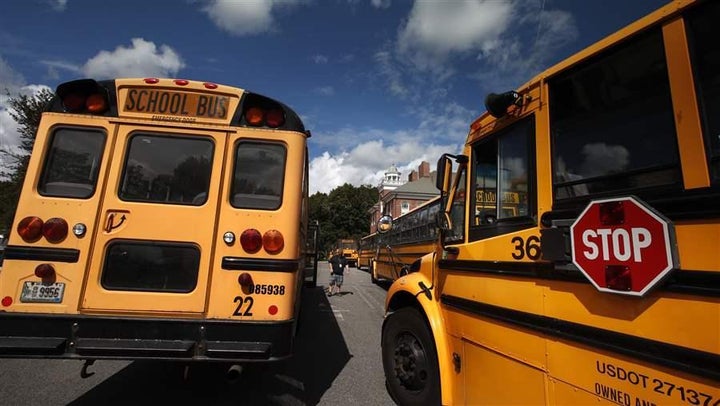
(392, 333), (429, 390)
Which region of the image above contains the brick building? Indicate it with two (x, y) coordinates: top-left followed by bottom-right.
(369, 161), (439, 233)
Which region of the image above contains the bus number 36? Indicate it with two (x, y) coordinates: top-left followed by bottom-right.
(511, 236), (541, 260)
(233, 296), (254, 317)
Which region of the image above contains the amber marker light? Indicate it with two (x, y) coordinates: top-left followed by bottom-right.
(86, 93), (108, 114)
(245, 107), (264, 126)
(263, 229), (284, 254)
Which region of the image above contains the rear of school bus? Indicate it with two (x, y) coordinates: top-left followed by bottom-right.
(0, 78), (310, 363)
(381, 1), (720, 405)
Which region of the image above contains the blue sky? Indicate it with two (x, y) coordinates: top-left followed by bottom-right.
(0, 0), (669, 194)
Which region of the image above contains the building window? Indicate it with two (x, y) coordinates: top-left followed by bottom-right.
(401, 201), (410, 215)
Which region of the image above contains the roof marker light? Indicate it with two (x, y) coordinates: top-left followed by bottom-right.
(144, 78), (160, 84)
(174, 79), (189, 86)
(204, 82), (218, 89)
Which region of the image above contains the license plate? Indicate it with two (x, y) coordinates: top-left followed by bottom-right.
(20, 281), (65, 303)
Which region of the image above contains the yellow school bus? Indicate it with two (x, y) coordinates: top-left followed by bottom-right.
(357, 232), (377, 271)
(336, 238), (359, 267)
(380, 1), (720, 404)
(371, 196), (441, 283)
(0, 78), (316, 366)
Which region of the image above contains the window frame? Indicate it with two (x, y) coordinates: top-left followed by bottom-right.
(118, 132), (214, 206)
(468, 115), (537, 242)
(230, 140), (287, 211)
(38, 126), (107, 199)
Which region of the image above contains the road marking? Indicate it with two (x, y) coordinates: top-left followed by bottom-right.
(355, 286), (383, 313)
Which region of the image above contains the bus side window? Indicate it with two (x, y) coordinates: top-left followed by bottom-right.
(686, 1), (720, 183)
(470, 116), (535, 238)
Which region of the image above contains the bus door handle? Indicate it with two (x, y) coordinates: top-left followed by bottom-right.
(104, 211), (128, 233)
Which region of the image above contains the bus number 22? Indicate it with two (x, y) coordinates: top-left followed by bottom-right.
(511, 236), (541, 260)
(233, 296), (254, 317)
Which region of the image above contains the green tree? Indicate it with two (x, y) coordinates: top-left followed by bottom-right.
(0, 88), (54, 232)
(309, 183), (378, 257)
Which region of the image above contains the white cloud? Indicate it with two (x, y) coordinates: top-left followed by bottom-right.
(397, 0), (513, 72)
(0, 57), (52, 176)
(314, 86), (335, 96)
(48, 0), (67, 12)
(202, 0), (301, 36)
(81, 38), (185, 79)
(371, 0), (391, 9)
(309, 139), (459, 194)
(312, 54), (329, 64)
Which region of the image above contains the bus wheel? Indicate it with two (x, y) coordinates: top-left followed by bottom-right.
(382, 307), (440, 406)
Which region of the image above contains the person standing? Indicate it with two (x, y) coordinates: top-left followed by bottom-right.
(327, 251), (347, 296)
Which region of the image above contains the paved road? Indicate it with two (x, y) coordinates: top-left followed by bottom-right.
(0, 263), (395, 405)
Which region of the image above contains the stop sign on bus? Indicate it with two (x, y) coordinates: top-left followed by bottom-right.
(570, 196), (677, 297)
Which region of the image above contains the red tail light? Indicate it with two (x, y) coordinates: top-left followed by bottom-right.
(42, 217), (68, 243)
(263, 229), (284, 254)
(265, 109), (285, 128)
(1, 297), (12, 307)
(62, 93), (85, 112)
(17, 216), (43, 242)
(240, 229), (263, 253)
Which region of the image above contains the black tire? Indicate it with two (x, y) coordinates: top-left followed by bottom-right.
(382, 307), (441, 406)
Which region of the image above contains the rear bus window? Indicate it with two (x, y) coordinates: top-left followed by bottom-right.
(39, 127), (106, 198)
(231, 142), (286, 210)
(119, 133), (213, 205)
(102, 240), (200, 293)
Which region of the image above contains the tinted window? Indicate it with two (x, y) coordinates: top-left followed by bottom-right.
(687, 0), (720, 183)
(119, 134), (213, 205)
(231, 142), (286, 210)
(550, 28), (681, 199)
(39, 128), (105, 198)
(102, 240), (200, 293)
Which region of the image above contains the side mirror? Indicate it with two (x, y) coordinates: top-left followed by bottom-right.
(436, 155), (453, 192)
(378, 215), (393, 234)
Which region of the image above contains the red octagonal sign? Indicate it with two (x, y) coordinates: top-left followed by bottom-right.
(570, 196), (677, 297)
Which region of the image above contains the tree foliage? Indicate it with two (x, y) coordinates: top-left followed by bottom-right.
(0, 89), (54, 233)
(309, 183), (378, 258)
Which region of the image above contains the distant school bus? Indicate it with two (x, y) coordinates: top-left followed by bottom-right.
(370, 196), (441, 283)
(335, 238), (359, 267)
(0, 77), (317, 366)
(357, 232), (378, 270)
(379, 1), (720, 405)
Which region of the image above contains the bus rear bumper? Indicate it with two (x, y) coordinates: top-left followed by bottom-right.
(0, 313), (294, 362)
